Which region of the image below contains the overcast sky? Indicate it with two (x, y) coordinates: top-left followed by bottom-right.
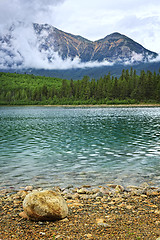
(0, 0), (160, 53)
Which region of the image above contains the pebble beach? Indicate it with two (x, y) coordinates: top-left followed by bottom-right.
(0, 183), (160, 240)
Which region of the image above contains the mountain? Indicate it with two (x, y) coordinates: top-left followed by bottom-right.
(0, 22), (158, 71)
(33, 23), (158, 63)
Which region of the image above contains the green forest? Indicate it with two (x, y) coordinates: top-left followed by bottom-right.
(0, 68), (160, 105)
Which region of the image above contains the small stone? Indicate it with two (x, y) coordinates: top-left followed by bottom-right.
(79, 194), (89, 200)
(13, 200), (21, 205)
(148, 204), (158, 208)
(91, 188), (100, 194)
(55, 235), (62, 239)
(84, 233), (93, 239)
(19, 211), (28, 219)
(106, 184), (117, 188)
(118, 203), (126, 208)
(100, 187), (110, 195)
(96, 218), (111, 227)
(155, 210), (160, 214)
(6, 196), (12, 202)
(72, 188), (78, 193)
(40, 232), (46, 236)
(74, 202), (83, 207)
(108, 201), (116, 205)
(25, 186), (33, 191)
(101, 196), (107, 202)
(115, 185), (124, 193)
(126, 205), (133, 210)
(139, 182), (149, 189)
(53, 186), (61, 192)
(66, 185), (73, 189)
(38, 221), (44, 225)
(130, 189), (142, 196)
(155, 231), (160, 237)
(91, 193), (99, 199)
(96, 218), (105, 224)
(141, 194), (147, 198)
(77, 188), (88, 194)
(61, 189), (69, 194)
(66, 194), (73, 199)
(12, 194), (21, 200)
(146, 191), (159, 196)
(60, 217), (69, 222)
(17, 190), (28, 199)
(82, 185), (91, 188)
(95, 192), (104, 198)
(72, 193), (80, 199)
(112, 197), (121, 202)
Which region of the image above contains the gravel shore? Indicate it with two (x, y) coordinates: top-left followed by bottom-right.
(0, 183), (160, 240)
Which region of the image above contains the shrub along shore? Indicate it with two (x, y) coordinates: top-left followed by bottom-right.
(0, 183), (160, 239)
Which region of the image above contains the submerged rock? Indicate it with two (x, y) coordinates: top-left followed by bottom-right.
(23, 190), (68, 221)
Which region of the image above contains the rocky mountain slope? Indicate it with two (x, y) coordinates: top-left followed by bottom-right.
(0, 22), (158, 70)
(33, 23), (158, 63)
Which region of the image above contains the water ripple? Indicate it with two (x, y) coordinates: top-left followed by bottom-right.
(0, 106), (160, 189)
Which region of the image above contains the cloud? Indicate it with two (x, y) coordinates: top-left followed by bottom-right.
(0, 21), (159, 70)
(0, 0), (160, 69)
(123, 52), (144, 65)
(0, 22), (115, 70)
(45, 0), (160, 56)
(0, 0), (65, 25)
(116, 15), (160, 53)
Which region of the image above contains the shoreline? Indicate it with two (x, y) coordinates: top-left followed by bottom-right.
(0, 183), (160, 239)
(0, 179), (160, 193)
(1, 182), (160, 194)
(44, 103), (160, 108)
(1, 103), (160, 108)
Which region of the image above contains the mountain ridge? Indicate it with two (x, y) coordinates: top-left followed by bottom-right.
(33, 22), (158, 63)
(0, 22), (158, 71)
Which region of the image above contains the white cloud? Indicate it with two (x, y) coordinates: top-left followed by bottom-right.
(131, 52), (143, 62)
(0, 0), (160, 69)
(0, 0), (65, 25)
(0, 22), (115, 70)
(0, 20), (159, 70)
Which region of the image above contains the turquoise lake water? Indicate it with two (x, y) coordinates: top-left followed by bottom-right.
(0, 106), (160, 189)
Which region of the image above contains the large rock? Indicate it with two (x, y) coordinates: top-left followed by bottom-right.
(23, 190), (68, 221)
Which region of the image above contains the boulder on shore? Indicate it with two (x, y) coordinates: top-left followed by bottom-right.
(23, 190), (68, 221)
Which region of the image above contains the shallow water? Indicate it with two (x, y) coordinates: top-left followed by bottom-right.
(0, 106), (160, 189)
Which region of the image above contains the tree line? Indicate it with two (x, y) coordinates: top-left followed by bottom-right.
(0, 68), (160, 105)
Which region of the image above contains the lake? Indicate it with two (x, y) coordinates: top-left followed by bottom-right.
(0, 106), (160, 190)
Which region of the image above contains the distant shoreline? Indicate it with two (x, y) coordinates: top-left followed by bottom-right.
(1, 103), (160, 107)
(42, 103), (160, 108)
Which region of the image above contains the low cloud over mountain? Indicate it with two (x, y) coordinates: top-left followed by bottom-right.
(0, 22), (158, 70)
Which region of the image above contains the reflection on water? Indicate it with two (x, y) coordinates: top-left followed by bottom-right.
(0, 106), (160, 189)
